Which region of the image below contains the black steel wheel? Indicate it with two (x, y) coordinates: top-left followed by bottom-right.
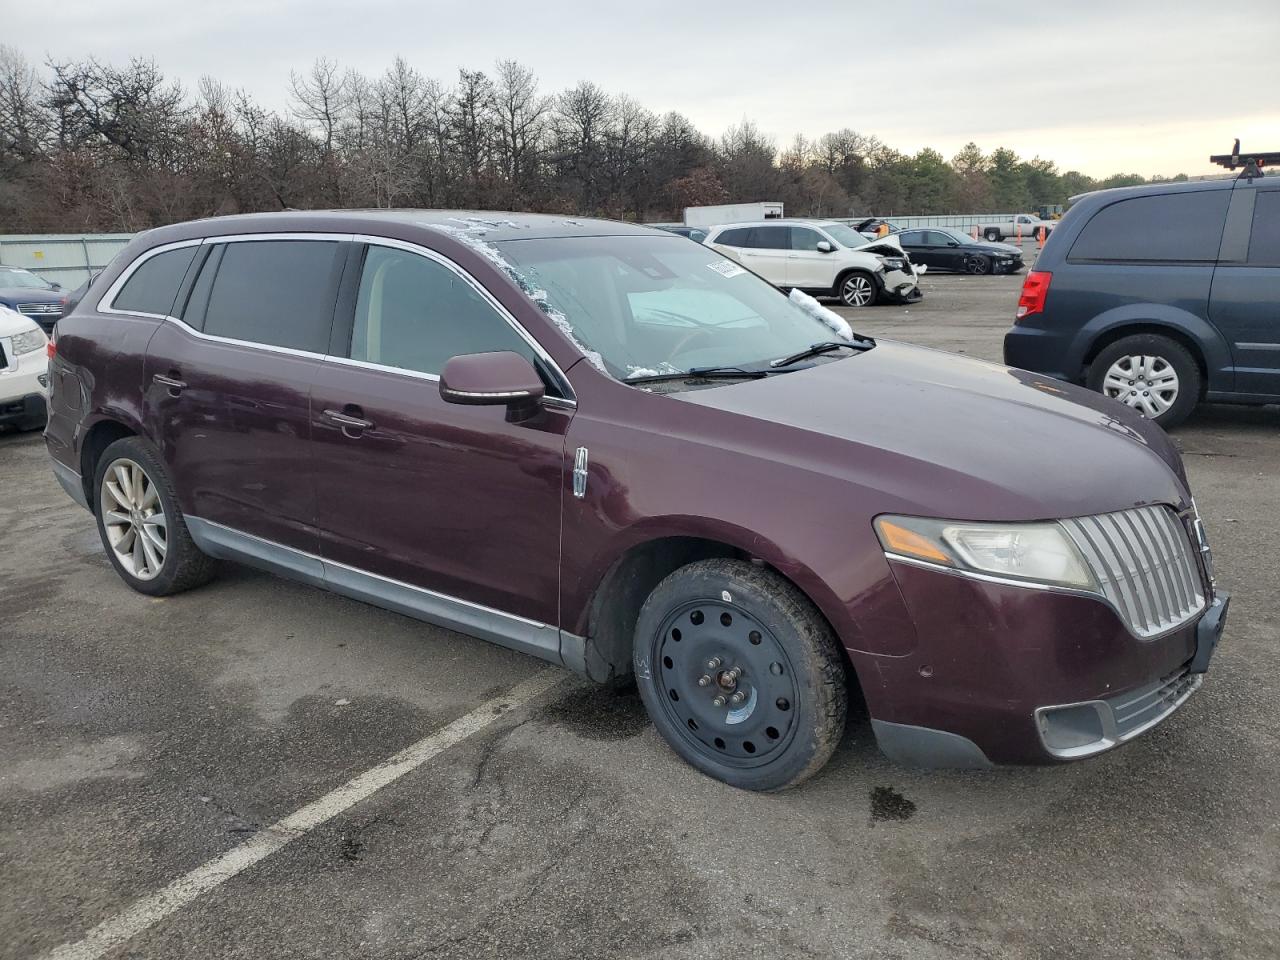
(634, 559), (847, 791)
(965, 254), (990, 275)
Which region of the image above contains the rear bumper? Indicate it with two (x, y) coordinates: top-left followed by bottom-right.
(857, 562), (1223, 768)
(1003, 322), (1081, 383)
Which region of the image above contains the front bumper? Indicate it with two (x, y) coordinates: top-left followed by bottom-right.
(878, 268), (924, 303)
(857, 562), (1223, 768)
(0, 390), (47, 427)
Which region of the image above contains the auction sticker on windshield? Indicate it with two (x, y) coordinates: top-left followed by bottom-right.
(707, 260), (747, 279)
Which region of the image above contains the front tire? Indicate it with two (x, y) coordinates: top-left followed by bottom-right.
(93, 436), (218, 596)
(837, 270), (878, 307)
(633, 559), (848, 791)
(1086, 333), (1201, 429)
(964, 254), (991, 275)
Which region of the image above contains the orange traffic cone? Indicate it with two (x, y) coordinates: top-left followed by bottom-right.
(971, 224), (979, 241)
(1037, 226), (1047, 248)
(1015, 222), (1022, 244)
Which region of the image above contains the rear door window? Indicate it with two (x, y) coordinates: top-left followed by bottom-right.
(1069, 191), (1230, 262)
(201, 240), (341, 353)
(746, 226), (789, 250)
(1247, 191), (1280, 266)
(111, 246), (198, 316)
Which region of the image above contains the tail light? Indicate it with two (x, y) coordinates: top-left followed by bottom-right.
(47, 330), (57, 360)
(1016, 270), (1052, 321)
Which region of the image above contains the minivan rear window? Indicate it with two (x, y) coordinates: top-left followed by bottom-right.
(201, 240), (340, 353)
(1248, 191), (1280, 266)
(111, 246), (198, 316)
(1069, 191), (1229, 263)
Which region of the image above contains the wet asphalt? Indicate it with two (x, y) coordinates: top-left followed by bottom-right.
(2, 258), (1277, 959)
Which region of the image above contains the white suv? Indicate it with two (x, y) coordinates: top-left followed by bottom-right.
(0, 303), (49, 431)
(705, 220), (924, 307)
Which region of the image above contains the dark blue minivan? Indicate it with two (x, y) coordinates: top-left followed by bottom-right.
(1004, 175), (1279, 428)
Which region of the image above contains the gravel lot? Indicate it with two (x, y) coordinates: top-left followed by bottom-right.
(3, 258), (1278, 959)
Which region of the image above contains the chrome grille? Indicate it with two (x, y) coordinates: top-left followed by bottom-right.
(17, 302), (62, 316)
(1061, 505), (1205, 639)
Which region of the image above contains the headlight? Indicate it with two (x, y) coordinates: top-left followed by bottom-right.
(11, 328), (47, 356)
(878, 256), (907, 271)
(874, 515), (1097, 590)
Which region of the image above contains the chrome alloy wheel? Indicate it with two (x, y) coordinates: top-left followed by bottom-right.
(840, 274), (874, 306)
(1101, 354), (1180, 418)
(654, 600), (799, 766)
(99, 458), (167, 580)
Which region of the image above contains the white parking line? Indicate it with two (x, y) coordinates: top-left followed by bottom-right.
(43, 669), (566, 960)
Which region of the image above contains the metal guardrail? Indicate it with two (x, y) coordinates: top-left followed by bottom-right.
(837, 214), (1022, 231)
(0, 234), (134, 289)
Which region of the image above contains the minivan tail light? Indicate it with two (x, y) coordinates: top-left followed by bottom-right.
(1016, 270), (1052, 321)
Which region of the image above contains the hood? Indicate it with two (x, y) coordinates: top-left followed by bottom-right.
(0, 287), (63, 303)
(983, 241), (1023, 255)
(672, 340), (1188, 522)
(0, 303), (42, 337)
(854, 235), (906, 256)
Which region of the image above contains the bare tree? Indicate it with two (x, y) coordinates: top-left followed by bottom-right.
(492, 59), (547, 199)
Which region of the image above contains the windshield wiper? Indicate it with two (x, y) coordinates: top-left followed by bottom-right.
(769, 338), (874, 369)
(624, 365), (772, 385)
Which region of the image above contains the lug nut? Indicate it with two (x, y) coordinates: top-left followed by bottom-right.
(729, 691), (746, 705)
(697, 675), (712, 687)
(728, 666), (742, 679)
(712, 695), (726, 707)
(706, 657), (722, 670)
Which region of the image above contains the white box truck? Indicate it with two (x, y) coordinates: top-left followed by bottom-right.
(684, 202), (784, 228)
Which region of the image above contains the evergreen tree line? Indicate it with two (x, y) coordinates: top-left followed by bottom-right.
(0, 48), (1188, 233)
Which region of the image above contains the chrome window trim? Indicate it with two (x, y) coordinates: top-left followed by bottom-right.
(160, 314), (330, 362)
(320, 355), (577, 411)
(352, 234), (577, 403)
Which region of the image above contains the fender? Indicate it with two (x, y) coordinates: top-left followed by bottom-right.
(1070, 302), (1233, 389)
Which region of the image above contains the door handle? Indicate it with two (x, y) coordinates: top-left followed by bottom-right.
(322, 408), (374, 435)
(153, 373), (186, 394)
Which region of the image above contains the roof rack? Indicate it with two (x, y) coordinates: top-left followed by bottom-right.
(1209, 139), (1279, 181)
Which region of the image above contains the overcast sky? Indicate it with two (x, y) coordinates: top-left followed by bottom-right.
(8, 0), (1277, 177)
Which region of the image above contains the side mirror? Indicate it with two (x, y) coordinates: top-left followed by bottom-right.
(815, 240), (835, 253)
(440, 351), (546, 423)
(947, 241), (960, 247)
(51, 281), (63, 291)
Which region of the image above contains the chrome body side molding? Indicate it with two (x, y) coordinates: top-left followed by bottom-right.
(185, 517), (579, 670)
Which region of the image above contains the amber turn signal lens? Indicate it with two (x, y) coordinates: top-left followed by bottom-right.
(875, 519), (953, 565)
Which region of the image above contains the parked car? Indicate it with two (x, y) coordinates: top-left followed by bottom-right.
(0, 265), (68, 335)
(896, 227), (1024, 274)
(0, 302), (50, 431)
(705, 220), (923, 306)
(1004, 176), (1280, 428)
(46, 211), (1226, 790)
(653, 224), (709, 243)
(976, 214), (1056, 242)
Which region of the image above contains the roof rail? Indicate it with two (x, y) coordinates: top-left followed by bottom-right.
(1209, 139), (1279, 181)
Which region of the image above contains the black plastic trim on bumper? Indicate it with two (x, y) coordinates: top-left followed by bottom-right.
(1190, 591), (1229, 674)
(51, 458), (89, 510)
(871, 719), (994, 769)
(0, 392), (46, 426)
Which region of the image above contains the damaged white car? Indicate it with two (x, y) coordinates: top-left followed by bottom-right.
(704, 219), (925, 307)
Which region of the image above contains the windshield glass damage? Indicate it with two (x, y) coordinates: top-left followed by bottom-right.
(487, 233), (870, 384)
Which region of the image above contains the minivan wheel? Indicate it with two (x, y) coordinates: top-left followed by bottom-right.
(633, 559), (847, 791)
(1087, 334), (1201, 429)
(837, 271), (877, 307)
(93, 437), (218, 596)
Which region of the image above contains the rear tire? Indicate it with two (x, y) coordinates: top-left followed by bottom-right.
(1086, 333), (1201, 429)
(836, 270), (878, 307)
(984, 228), (1001, 242)
(93, 436), (218, 596)
(633, 559), (848, 791)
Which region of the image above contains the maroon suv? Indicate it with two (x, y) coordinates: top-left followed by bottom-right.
(44, 211), (1229, 790)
